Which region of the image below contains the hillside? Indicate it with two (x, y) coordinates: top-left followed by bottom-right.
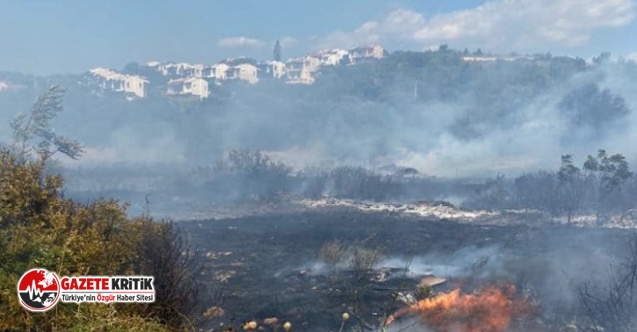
(1, 47), (636, 175)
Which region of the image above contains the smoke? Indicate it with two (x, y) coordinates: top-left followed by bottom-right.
(380, 246), (504, 280)
(57, 59), (637, 177)
(2, 52), (637, 180)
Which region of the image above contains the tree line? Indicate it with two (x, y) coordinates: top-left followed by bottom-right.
(465, 150), (636, 224)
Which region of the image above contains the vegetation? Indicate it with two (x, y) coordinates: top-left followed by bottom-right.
(273, 40), (282, 62)
(10, 85), (83, 163)
(465, 149), (636, 224)
(318, 240), (348, 269)
(4, 47), (635, 166)
(579, 233), (637, 332)
(0, 148), (202, 331)
(4, 48), (637, 331)
(0, 87), (201, 331)
(210, 149), (293, 202)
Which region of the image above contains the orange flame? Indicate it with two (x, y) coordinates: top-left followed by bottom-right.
(386, 284), (533, 332)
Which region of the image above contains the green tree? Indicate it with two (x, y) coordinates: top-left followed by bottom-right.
(559, 83), (630, 140)
(273, 39), (282, 62)
(557, 154), (583, 223)
(0, 149), (199, 331)
(592, 52), (611, 65)
(122, 61), (141, 74)
(10, 85), (83, 163)
(1, 87), (199, 331)
(583, 149), (633, 223)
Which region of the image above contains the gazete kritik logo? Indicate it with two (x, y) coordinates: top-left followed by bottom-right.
(17, 268), (155, 312)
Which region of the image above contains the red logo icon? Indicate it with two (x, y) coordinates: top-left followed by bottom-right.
(17, 269), (61, 312)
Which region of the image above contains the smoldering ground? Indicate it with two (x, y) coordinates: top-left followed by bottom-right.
(179, 208), (635, 332)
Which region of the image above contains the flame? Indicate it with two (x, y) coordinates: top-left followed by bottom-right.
(386, 284), (533, 332)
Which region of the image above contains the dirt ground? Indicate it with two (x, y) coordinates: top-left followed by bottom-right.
(178, 208), (630, 332)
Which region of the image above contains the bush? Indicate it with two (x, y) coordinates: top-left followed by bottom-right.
(350, 247), (383, 279)
(137, 220), (202, 329)
(318, 240), (349, 268)
(329, 166), (400, 201)
(579, 233), (637, 331)
(211, 149), (293, 202)
(0, 149), (199, 331)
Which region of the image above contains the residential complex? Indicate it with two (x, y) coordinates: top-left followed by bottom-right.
(86, 44), (387, 99)
(88, 68), (149, 98)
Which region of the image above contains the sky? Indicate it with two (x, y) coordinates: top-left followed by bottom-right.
(1, 0), (636, 75)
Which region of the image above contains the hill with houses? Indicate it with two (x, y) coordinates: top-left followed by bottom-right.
(1, 45), (635, 168)
(85, 44), (388, 100)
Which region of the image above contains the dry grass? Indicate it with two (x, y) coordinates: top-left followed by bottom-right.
(319, 240), (349, 268)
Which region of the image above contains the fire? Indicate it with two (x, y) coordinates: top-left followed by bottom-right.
(386, 284), (533, 332)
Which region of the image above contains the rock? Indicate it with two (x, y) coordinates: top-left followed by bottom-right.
(263, 317), (278, 325)
(203, 306), (225, 319)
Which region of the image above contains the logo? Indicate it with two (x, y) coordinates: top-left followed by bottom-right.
(17, 269), (61, 312)
(17, 269), (155, 312)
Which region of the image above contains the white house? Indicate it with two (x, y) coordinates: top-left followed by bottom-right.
(285, 59), (315, 84)
(227, 63), (259, 84)
(283, 50), (352, 85)
(349, 44), (385, 63)
(0, 81), (9, 92)
(156, 62), (204, 77)
(313, 49), (350, 66)
(167, 77), (209, 99)
(302, 56), (322, 72)
(461, 56), (498, 62)
(207, 63), (231, 80)
(259, 61), (286, 79)
(89, 68), (149, 98)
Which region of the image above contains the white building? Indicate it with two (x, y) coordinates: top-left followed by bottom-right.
(167, 77), (209, 99)
(206, 63), (231, 80)
(461, 56), (498, 62)
(89, 68), (149, 98)
(259, 61), (286, 79)
(312, 49), (350, 66)
(0, 81), (9, 92)
(227, 63), (259, 84)
(302, 56), (322, 72)
(285, 59), (315, 84)
(349, 44), (385, 63)
(156, 62), (204, 77)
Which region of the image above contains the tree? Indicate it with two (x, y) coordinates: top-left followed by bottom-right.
(273, 39), (282, 62)
(122, 61), (141, 74)
(592, 52), (611, 65)
(559, 83), (630, 140)
(10, 85), (83, 163)
(514, 171), (561, 218)
(0, 149), (200, 331)
(557, 154), (583, 223)
(213, 149), (292, 202)
(583, 150), (633, 223)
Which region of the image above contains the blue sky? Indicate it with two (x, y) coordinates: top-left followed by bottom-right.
(1, 0), (636, 75)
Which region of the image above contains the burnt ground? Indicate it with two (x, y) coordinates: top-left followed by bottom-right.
(178, 209), (632, 332)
